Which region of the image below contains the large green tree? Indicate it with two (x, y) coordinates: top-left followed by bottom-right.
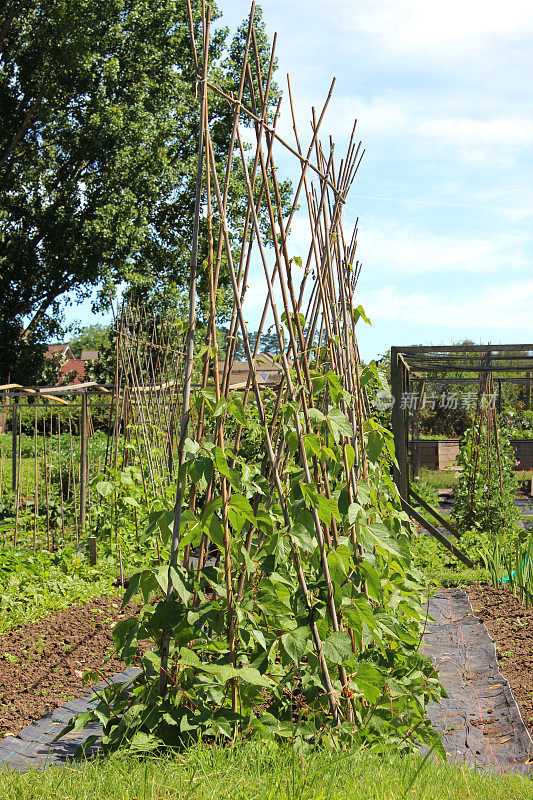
(0, 0), (287, 383)
(69, 323), (111, 357)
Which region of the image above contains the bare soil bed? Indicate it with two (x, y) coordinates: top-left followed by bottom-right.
(467, 583), (533, 738)
(0, 595), (132, 737)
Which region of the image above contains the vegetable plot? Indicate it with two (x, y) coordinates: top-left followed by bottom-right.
(58, 2), (445, 756)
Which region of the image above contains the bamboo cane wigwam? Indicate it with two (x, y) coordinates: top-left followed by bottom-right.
(159, 3), (369, 727)
(0, 384), (110, 551)
(53, 4), (447, 749)
(106, 300), (188, 499)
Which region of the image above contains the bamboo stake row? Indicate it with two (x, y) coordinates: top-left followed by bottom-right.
(151, 2), (373, 726)
(107, 298), (187, 499)
(0, 393), (111, 550)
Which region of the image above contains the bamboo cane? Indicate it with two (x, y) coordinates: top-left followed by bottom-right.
(68, 416), (79, 543)
(159, 3), (211, 700)
(33, 408), (38, 552)
(57, 412), (65, 541)
(13, 414), (21, 546)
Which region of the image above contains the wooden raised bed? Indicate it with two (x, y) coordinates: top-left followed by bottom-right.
(410, 439), (460, 470)
(510, 439), (533, 470)
(411, 437), (533, 471)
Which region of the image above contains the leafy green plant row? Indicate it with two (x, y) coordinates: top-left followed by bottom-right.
(0, 547), (117, 633)
(452, 418), (523, 567)
(61, 367), (446, 757)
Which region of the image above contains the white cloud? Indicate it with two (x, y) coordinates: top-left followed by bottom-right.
(337, 0), (533, 56)
(357, 219), (529, 276)
(339, 96), (531, 166)
(273, 90), (533, 175)
(360, 279), (533, 330)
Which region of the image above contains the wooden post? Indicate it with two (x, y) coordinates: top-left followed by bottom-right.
(411, 382), (420, 480)
(391, 347), (409, 500)
(405, 365), (412, 485)
(33, 409), (38, 553)
(11, 396), (18, 492)
(88, 535), (97, 566)
(80, 390), (88, 529)
(401, 498), (474, 568)
(13, 423), (21, 545)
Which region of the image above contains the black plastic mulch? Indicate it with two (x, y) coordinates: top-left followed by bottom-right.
(423, 588), (533, 774)
(0, 667), (139, 772)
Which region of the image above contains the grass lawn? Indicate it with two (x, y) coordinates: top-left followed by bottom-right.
(415, 468), (459, 492)
(516, 471), (533, 483)
(416, 467), (533, 494)
(1, 741), (531, 799)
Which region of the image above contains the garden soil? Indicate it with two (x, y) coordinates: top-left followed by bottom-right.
(467, 583), (533, 738)
(0, 595), (133, 738)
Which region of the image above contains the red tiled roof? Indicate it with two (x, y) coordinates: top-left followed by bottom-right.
(47, 343), (69, 354)
(59, 359), (87, 385)
(45, 343), (75, 361)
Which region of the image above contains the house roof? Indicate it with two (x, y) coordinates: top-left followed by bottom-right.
(47, 343), (69, 354)
(59, 359), (87, 385)
(45, 343), (75, 361)
(217, 355), (283, 387)
(253, 352), (277, 365)
(80, 350), (99, 361)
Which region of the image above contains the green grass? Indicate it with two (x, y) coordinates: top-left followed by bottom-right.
(0, 741), (530, 799)
(423, 565), (490, 587)
(0, 455), (38, 495)
(415, 468), (533, 493)
(415, 468), (459, 491)
(516, 471), (533, 482)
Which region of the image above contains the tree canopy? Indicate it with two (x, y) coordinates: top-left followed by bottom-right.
(69, 323), (112, 358)
(0, 0), (288, 383)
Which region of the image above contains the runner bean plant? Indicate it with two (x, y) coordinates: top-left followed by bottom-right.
(57, 0), (446, 759)
(58, 377), (445, 756)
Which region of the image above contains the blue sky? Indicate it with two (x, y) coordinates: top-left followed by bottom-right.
(221, 0), (533, 360)
(65, 0), (533, 362)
